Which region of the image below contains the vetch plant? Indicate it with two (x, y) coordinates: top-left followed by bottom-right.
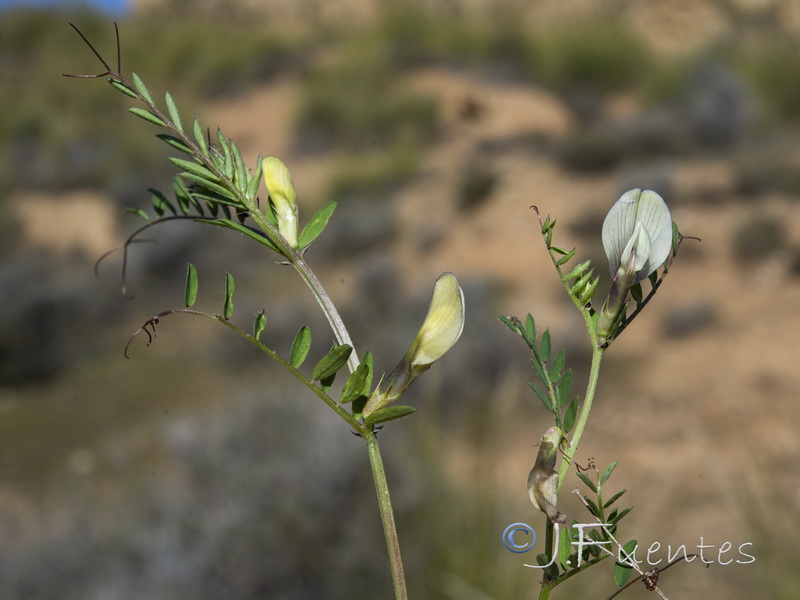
(502, 190), (698, 598)
(65, 24), (464, 600)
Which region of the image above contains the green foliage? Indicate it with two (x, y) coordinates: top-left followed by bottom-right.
(289, 326), (312, 368)
(311, 344), (353, 382)
(500, 314), (578, 433)
(223, 272), (235, 319)
(742, 37), (800, 123)
(295, 24), (439, 154)
(184, 263), (198, 307)
(531, 21), (653, 95)
(0, 9), (296, 192)
(252, 309), (267, 340)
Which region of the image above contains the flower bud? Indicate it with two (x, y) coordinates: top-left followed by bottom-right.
(262, 156), (299, 248)
(362, 272), (465, 418)
(528, 426), (567, 524)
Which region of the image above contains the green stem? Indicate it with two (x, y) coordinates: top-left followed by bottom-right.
(111, 68), (360, 375)
(557, 345), (604, 490)
(365, 433), (408, 600)
(243, 207), (360, 373)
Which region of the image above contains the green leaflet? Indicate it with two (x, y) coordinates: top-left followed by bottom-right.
(169, 157), (218, 181)
(312, 344), (352, 381)
(165, 91), (183, 132)
(253, 309), (267, 341)
(600, 461), (618, 485)
(108, 78), (137, 99)
(340, 362), (370, 405)
(290, 326), (312, 368)
(193, 118), (208, 155)
(124, 207), (149, 222)
(184, 263), (198, 308)
(613, 540), (639, 587)
(194, 218), (280, 253)
(157, 134), (192, 154)
(223, 272), (235, 320)
(130, 72), (154, 104)
(298, 201), (337, 249)
(128, 107), (165, 127)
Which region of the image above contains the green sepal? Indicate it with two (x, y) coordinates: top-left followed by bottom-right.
(672, 221), (680, 255)
(128, 107), (165, 127)
(340, 362), (370, 405)
(165, 91), (183, 132)
(130, 72), (154, 104)
(253, 309), (266, 340)
(108, 78), (138, 99)
(630, 282), (643, 305)
(290, 326), (312, 368)
(223, 272), (235, 320)
(184, 263), (198, 308)
(312, 344), (353, 381)
(613, 540), (638, 587)
(298, 201), (337, 249)
(363, 405), (416, 426)
(157, 134), (192, 154)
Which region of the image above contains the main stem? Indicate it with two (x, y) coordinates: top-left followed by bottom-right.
(366, 432), (408, 600)
(557, 345), (604, 489)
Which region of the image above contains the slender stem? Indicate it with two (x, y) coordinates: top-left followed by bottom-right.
(365, 433), (408, 600)
(557, 345), (604, 490)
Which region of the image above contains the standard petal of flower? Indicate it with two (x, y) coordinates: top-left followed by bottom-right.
(405, 272), (465, 368)
(602, 189), (672, 281)
(262, 156), (299, 247)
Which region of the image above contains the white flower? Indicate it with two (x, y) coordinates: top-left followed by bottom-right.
(602, 189), (672, 284)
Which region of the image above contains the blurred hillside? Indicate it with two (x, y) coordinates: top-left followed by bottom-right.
(1, 1), (800, 599)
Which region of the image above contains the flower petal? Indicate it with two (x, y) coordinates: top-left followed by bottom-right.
(602, 189), (672, 281)
(405, 272), (465, 367)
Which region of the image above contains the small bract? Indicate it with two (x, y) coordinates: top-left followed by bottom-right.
(602, 189), (672, 284)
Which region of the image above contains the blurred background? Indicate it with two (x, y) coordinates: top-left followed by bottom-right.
(1, 0), (799, 598)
